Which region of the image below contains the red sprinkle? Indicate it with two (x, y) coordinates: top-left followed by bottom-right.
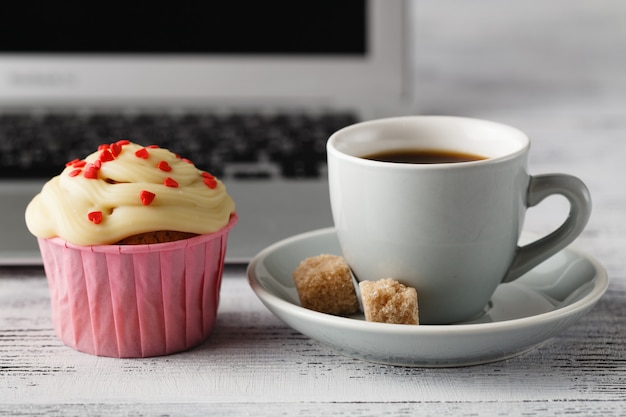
(135, 148), (150, 159)
(140, 190), (156, 205)
(93, 160), (102, 169)
(182, 158), (193, 164)
(66, 158), (80, 167)
(83, 164), (99, 179)
(204, 178), (217, 189)
(201, 172), (214, 179)
(87, 211), (103, 224)
(164, 177), (178, 188)
(147, 144), (160, 149)
(68, 169), (82, 177)
(116, 139), (131, 146)
(99, 149), (114, 162)
(110, 142), (122, 157)
(98, 144), (109, 151)
(157, 161), (172, 172)
(72, 160), (87, 168)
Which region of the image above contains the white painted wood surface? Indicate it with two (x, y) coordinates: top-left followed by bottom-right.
(1, 266), (625, 415)
(2, 1), (626, 415)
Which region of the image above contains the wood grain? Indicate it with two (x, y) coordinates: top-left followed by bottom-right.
(1, 267), (624, 415)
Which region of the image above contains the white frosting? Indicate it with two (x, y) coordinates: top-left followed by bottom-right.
(25, 141), (236, 245)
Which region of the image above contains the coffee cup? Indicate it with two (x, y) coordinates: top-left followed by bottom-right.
(327, 116), (591, 324)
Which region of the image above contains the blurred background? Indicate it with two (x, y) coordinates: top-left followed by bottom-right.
(412, 0), (626, 114)
(1, 0), (625, 266)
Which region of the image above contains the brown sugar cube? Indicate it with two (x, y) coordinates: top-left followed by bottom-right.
(292, 254), (360, 315)
(359, 278), (419, 325)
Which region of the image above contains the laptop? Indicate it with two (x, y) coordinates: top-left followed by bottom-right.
(0, 0), (413, 265)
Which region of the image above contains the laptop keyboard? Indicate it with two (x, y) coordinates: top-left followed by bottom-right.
(0, 111), (358, 179)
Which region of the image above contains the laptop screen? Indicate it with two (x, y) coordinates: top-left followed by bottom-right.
(0, 0), (404, 111)
(0, 1), (367, 56)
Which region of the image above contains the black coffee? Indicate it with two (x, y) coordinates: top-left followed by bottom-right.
(362, 149), (486, 164)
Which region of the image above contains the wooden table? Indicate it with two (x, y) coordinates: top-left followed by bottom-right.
(1, 256), (624, 416)
(2, 1), (626, 415)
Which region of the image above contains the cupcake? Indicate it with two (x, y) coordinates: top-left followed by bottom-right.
(25, 140), (237, 358)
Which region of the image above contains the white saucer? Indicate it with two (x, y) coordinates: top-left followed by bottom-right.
(247, 228), (608, 367)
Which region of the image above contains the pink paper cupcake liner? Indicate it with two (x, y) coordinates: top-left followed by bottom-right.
(38, 213), (238, 358)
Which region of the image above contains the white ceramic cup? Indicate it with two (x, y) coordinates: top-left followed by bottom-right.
(327, 116), (591, 324)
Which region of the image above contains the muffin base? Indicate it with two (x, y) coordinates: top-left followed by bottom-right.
(38, 213), (237, 358)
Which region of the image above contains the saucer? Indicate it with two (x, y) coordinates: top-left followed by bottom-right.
(247, 228), (608, 367)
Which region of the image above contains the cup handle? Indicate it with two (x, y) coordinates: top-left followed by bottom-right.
(501, 174), (592, 283)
